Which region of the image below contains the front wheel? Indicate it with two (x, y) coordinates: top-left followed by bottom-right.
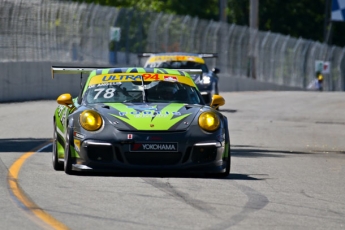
(64, 129), (75, 175)
(52, 122), (63, 171)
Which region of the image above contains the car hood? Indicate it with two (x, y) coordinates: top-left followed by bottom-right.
(89, 103), (204, 131)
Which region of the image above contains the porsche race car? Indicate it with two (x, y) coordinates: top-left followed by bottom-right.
(140, 52), (220, 104)
(52, 67), (230, 176)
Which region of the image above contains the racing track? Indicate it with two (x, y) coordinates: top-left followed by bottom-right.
(1, 91), (345, 230)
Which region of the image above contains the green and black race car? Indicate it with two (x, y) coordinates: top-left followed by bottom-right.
(52, 67), (230, 176)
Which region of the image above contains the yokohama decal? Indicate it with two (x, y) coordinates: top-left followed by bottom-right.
(130, 143), (178, 152)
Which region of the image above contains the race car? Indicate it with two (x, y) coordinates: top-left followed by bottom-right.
(139, 52), (220, 104)
(52, 67), (230, 177)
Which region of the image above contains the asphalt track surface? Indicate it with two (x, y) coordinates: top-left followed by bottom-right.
(0, 91), (345, 230)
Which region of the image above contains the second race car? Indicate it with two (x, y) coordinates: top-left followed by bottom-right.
(140, 52), (220, 104)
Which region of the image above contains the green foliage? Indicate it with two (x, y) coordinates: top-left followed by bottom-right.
(259, 0), (325, 42)
(71, 0), (345, 47)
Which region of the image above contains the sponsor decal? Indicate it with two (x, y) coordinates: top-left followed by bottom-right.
(73, 131), (85, 140)
(126, 105), (157, 111)
(74, 139), (81, 152)
(89, 73), (196, 88)
(127, 134), (133, 139)
(57, 105), (67, 124)
(101, 75), (139, 81)
(96, 82), (121, 87)
(118, 110), (181, 118)
(164, 76), (178, 82)
(101, 73), (159, 82)
(148, 56), (204, 63)
(130, 143), (178, 152)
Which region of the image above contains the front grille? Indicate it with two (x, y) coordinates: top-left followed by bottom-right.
(87, 145), (114, 162)
(124, 152), (182, 166)
(191, 146), (217, 163)
(182, 147), (192, 163)
(115, 146), (124, 163)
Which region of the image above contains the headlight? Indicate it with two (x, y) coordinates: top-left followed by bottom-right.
(79, 110), (103, 131)
(202, 76), (211, 84)
(198, 111), (220, 132)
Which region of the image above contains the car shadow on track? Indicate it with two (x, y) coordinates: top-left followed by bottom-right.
(0, 138), (52, 152)
(1, 139), (294, 180)
(231, 145), (311, 158)
(219, 109), (237, 113)
(71, 171), (265, 181)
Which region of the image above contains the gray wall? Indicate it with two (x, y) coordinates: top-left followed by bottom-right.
(0, 62), (303, 103)
(218, 74), (304, 92)
(0, 62), (81, 102)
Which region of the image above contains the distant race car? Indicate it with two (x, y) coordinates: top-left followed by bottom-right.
(140, 52), (220, 104)
(52, 67), (230, 177)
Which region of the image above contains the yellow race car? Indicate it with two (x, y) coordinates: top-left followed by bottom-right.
(139, 52), (220, 105)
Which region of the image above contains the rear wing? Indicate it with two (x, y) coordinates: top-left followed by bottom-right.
(51, 66), (114, 79)
(137, 53), (217, 66)
(137, 53), (156, 58)
(51, 66), (202, 79)
(198, 53), (218, 58)
(137, 53), (218, 58)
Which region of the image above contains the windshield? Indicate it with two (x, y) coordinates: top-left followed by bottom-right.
(145, 61), (209, 73)
(83, 81), (203, 104)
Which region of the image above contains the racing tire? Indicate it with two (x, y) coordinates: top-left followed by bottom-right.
(64, 129), (75, 175)
(52, 122), (63, 171)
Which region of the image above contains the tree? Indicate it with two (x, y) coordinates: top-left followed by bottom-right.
(69, 0), (345, 47)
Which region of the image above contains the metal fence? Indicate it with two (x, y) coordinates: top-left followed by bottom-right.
(1, 0), (344, 91)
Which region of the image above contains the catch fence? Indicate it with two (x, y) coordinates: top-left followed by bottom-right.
(1, 0), (344, 91)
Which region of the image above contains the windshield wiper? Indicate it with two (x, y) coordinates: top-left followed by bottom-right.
(139, 75), (146, 103)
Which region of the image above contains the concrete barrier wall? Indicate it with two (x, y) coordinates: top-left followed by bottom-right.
(217, 74), (304, 92)
(0, 62), (81, 102)
(0, 62), (304, 103)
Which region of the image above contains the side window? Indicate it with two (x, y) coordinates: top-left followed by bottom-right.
(201, 64), (209, 73)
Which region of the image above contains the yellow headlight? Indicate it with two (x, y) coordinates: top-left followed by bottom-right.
(79, 110), (103, 131)
(198, 112), (220, 132)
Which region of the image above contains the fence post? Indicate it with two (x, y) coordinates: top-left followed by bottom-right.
(270, 34), (280, 83)
(341, 48), (345, 91)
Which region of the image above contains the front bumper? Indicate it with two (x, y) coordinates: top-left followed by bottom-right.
(71, 128), (228, 174)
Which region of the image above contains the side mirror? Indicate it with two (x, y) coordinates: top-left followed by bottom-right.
(212, 67), (220, 74)
(57, 93), (75, 111)
(210, 95), (225, 110)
